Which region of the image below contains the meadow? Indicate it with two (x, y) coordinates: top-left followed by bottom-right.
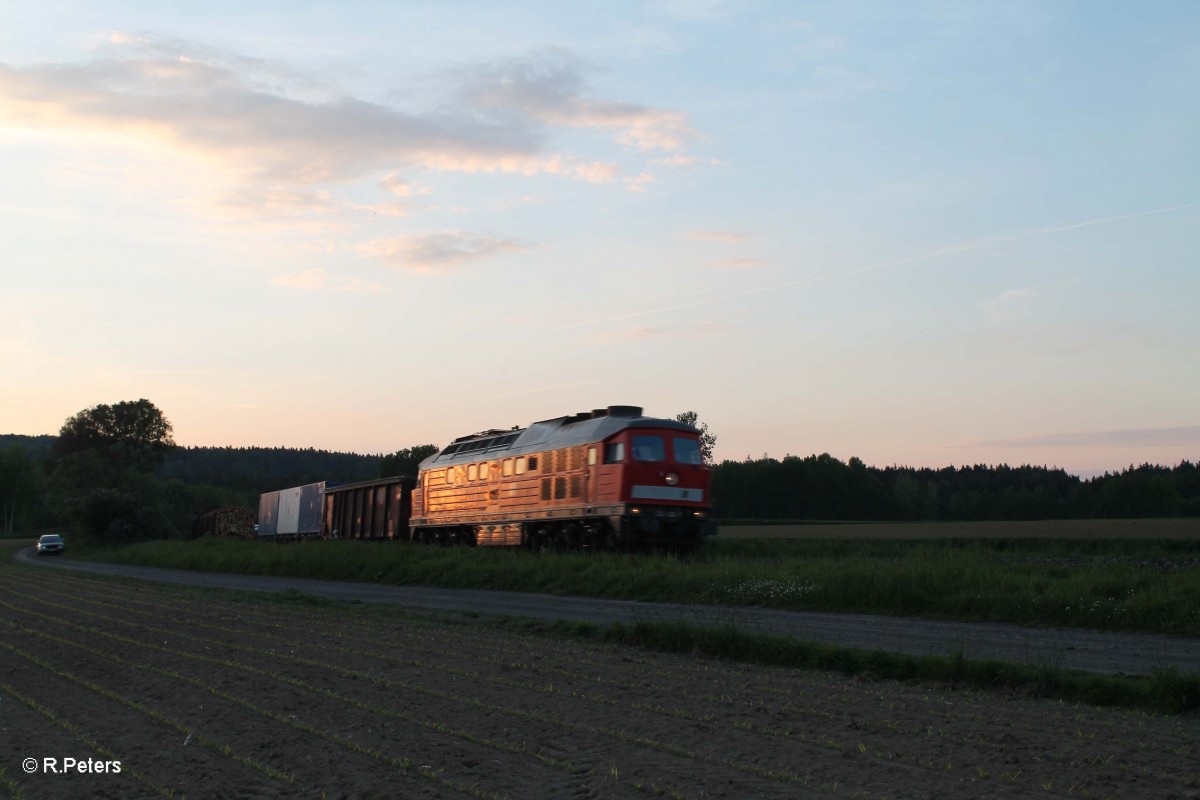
(76, 518), (1200, 637)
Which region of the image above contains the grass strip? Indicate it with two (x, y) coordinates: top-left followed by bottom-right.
(554, 618), (1200, 715)
(66, 535), (1200, 636)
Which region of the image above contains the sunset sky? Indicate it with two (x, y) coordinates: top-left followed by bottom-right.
(2, 1), (1197, 477)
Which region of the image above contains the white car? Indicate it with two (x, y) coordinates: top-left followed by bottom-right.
(36, 534), (65, 556)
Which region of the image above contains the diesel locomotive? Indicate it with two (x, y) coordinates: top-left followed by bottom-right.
(255, 405), (716, 549)
(411, 405), (716, 549)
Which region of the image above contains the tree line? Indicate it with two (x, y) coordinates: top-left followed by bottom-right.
(710, 454), (1200, 521)
(0, 402), (384, 543)
(3, 401), (1198, 544)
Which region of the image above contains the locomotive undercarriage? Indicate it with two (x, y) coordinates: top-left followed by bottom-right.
(410, 506), (710, 552)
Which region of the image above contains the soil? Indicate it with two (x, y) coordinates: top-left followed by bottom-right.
(3, 558), (1198, 799)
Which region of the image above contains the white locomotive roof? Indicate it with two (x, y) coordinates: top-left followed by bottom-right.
(420, 406), (698, 470)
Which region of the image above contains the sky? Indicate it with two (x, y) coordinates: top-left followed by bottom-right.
(2, 1), (1198, 477)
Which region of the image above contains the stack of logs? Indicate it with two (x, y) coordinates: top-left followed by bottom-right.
(191, 506), (257, 539)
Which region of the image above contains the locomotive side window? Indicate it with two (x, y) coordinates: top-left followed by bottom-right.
(587, 447), (597, 466)
(445, 468), (455, 486)
(503, 459), (513, 477)
(631, 435), (665, 462)
(604, 442), (624, 463)
(480, 463), (490, 480)
(468, 464), (478, 481)
(515, 457), (526, 475)
(673, 438), (702, 465)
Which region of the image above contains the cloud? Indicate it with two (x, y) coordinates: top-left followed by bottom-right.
(623, 172), (656, 192)
(542, 156), (618, 183)
(272, 268), (381, 292)
(710, 256), (769, 269)
(963, 426), (1200, 449)
(982, 288), (1032, 323)
(0, 42), (543, 186)
(0, 38), (699, 220)
(593, 321), (735, 343)
(689, 230), (747, 244)
(653, 154), (700, 168)
(216, 187), (343, 218)
(378, 173), (431, 198)
(362, 230), (529, 272)
(454, 48), (696, 152)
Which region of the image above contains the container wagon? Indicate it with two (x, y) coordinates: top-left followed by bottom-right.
(256, 481), (325, 540)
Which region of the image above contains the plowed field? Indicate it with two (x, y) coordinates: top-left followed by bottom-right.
(2, 564), (1197, 800)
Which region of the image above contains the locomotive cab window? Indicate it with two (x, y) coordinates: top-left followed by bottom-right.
(673, 438), (702, 465)
(604, 442), (624, 463)
(631, 435), (665, 462)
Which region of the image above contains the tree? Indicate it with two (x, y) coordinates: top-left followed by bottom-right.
(674, 411), (717, 465)
(0, 444), (45, 536)
(53, 399), (175, 472)
(379, 444), (439, 478)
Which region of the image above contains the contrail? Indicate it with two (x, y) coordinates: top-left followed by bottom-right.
(554, 201), (1198, 331)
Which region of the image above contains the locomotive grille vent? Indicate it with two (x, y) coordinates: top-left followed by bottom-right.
(540, 478), (552, 500)
(569, 447), (583, 470)
(569, 475), (581, 498)
(554, 449), (567, 472)
(543, 452), (555, 474)
(554, 477), (567, 500)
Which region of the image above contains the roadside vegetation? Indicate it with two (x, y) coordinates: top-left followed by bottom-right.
(7, 553), (1199, 717)
(74, 533), (1200, 636)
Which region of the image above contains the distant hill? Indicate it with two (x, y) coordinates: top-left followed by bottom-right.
(1, 434), (381, 499)
(0, 434), (55, 460)
(159, 445), (382, 496)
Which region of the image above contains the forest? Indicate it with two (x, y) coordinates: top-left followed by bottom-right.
(3, 432), (1198, 542)
(710, 454), (1200, 521)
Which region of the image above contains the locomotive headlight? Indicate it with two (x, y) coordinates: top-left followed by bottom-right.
(629, 506), (641, 515)
(664, 472), (679, 485)
(693, 510), (708, 519)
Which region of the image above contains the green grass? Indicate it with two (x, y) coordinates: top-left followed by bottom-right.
(66, 534), (1200, 636)
(8, 547), (1197, 716)
(572, 619), (1200, 715)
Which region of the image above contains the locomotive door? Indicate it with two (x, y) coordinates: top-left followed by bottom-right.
(485, 460), (500, 514)
(585, 445), (598, 504)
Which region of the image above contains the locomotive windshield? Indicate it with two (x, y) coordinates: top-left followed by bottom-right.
(631, 435), (665, 461)
(630, 435), (702, 465)
(673, 437), (702, 465)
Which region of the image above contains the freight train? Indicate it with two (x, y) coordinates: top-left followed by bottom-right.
(254, 405), (715, 549)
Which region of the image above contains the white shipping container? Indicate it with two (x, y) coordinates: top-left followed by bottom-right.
(277, 487), (302, 535)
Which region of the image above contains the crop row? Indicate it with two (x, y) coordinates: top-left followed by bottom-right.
(9, 568), (1194, 759)
(4, 568), (1195, 800)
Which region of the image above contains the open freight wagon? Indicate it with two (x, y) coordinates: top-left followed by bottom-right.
(256, 476), (415, 541)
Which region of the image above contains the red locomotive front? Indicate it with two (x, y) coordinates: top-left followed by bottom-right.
(410, 405), (716, 549)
